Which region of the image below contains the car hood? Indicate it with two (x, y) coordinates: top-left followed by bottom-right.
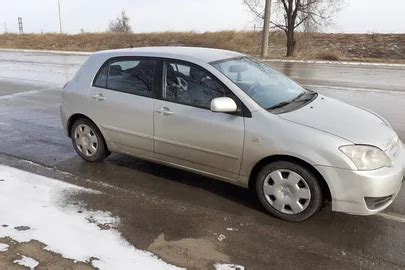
(279, 94), (396, 151)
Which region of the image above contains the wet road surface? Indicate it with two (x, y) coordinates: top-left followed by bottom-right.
(0, 51), (405, 269)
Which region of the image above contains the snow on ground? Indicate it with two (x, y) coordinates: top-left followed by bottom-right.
(13, 255), (39, 269)
(0, 243), (9, 252)
(214, 263), (245, 270)
(0, 165), (181, 269)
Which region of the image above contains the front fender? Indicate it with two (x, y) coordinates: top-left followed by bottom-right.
(240, 110), (355, 179)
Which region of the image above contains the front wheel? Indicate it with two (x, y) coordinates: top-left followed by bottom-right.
(71, 118), (110, 162)
(256, 161), (323, 222)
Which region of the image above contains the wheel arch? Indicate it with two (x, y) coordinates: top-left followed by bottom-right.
(67, 114), (95, 138)
(248, 155), (332, 201)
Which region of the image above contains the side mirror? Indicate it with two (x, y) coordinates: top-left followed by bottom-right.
(210, 97), (238, 113)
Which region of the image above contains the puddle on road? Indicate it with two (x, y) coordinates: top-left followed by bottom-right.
(149, 234), (231, 270)
(14, 226), (31, 232)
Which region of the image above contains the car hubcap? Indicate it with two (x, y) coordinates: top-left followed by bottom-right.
(74, 124), (98, 157)
(263, 169), (311, 215)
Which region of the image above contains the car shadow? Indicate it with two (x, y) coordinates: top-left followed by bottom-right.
(108, 154), (265, 212)
(59, 153), (267, 214)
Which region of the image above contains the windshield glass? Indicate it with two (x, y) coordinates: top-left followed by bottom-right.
(212, 57), (309, 110)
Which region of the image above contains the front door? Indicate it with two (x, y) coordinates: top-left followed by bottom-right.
(154, 60), (245, 180)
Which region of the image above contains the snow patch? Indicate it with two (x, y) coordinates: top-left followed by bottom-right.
(0, 243), (9, 252)
(14, 255), (39, 269)
(85, 210), (120, 228)
(214, 263), (245, 270)
(0, 165), (181, 269)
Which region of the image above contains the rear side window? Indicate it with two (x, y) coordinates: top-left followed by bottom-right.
(93, 58), (157, 97)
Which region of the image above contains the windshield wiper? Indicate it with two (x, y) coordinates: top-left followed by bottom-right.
(291, 92), (306, 102)
(266, 92), (306, 110)
(267, 101), (293, 110)
(299, 91), (318, 101)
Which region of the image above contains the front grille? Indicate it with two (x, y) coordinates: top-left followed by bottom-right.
(365, 196), (393, 210)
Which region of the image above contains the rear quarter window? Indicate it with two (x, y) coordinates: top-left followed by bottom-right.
(94, 64), (108, 88)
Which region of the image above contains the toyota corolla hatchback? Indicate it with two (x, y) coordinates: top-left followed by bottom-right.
(61, 47), (405, 221)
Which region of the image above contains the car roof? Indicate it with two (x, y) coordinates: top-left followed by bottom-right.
(93, 46), (245, 63)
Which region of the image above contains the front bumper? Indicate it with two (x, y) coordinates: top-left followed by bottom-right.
(315, 146), (405, 215)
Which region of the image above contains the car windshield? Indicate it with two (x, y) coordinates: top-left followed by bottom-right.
(212, 57), (314, 111)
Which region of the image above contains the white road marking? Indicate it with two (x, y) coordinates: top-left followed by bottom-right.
(304, 84), (405, 94)
(266, 58), (405, 67)
(377, 212), (405, 223)
(0, 48), (91, 56)
(0, 75), (58, 85)
(0, 89), (52, 100)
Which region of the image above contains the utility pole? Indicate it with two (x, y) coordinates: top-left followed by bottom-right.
(18, 17), (24, 35)
(261, 0), (272, 58)
(4, 22), (7, 34)
(58, 0), (63, 33)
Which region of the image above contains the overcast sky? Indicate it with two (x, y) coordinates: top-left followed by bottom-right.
(1, 0), (404, 34)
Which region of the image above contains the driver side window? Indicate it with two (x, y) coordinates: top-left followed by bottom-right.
(164, 61), (229, 109)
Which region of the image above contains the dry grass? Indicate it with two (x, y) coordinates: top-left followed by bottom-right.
(317, 52), (341, 61)
(0, 31), (404, 62)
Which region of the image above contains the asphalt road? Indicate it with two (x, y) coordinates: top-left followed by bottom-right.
(1, 51), (405, 269)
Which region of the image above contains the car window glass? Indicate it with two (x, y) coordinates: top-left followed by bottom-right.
(94, 64), (109, 88)
(212, 57), (306, 110)
(106, 59), (156, 97)
(164, 62), (229, 109)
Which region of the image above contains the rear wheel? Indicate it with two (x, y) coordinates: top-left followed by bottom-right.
(256, 161), (323, 222)
(71, 118), (110, 162)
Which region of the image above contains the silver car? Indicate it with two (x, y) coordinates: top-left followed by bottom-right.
(61, 47), (405, 221)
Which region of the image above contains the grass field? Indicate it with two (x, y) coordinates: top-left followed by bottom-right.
(0, 31), (404, 62)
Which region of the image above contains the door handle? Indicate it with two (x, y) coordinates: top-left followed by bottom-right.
(155, 107), (173, 116)
(91, 93), (106, 101)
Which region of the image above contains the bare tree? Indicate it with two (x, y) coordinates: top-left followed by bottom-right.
(108, 10), (132, 33)
(244, 0), (342, 57)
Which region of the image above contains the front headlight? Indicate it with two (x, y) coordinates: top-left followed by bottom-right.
(339, 145), (391, 171)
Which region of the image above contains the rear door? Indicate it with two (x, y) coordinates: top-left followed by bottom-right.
(88, 57), (158, 158)
(153, 60), (245, 180)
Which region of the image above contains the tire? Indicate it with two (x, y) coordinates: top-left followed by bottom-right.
(70, 118), (110, 162)
(256, 161), (323, 222)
